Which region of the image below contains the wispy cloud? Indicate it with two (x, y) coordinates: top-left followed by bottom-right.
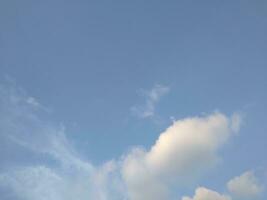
(131, 84), (170, 119)
(0, 82), (125, 200)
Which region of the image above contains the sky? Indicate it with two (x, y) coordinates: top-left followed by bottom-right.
(0, 0), (267, 200)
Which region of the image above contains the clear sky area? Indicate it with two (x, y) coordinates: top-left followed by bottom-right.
(0, 1), (267, 199)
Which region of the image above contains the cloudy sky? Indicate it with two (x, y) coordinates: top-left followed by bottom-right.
(0, 1), (267, 200)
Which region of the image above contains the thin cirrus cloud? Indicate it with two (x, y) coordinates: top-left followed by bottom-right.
(131, 84), (170, 119)
(0, 82), (264, 200)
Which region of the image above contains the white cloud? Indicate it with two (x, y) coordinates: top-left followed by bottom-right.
(227, 171), (263, 199)
(131, 84), (170, 118)
(182, 170), (264, 200)
(182, 187), (231, 200)
(122, 112), (241, 200)
(122, 147), (169, 200)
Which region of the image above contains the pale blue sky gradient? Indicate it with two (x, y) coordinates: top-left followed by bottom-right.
(0, 1), (267, 199)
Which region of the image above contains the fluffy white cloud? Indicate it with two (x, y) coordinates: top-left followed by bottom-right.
(227, 171), (263, 199)
(122, 112), (241, 200)
(131, 84), (170, 118)
(182, 170), (264, 200)
(182, 187), (231, 200)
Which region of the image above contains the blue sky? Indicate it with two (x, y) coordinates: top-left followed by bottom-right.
(0, 1), (267, 200)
